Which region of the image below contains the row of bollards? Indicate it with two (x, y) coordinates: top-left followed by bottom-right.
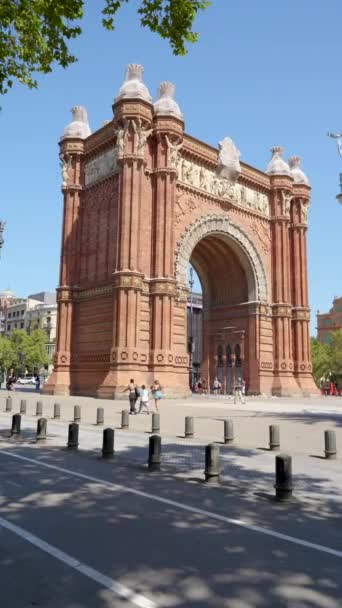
(4, 413), (317, 502)
(3, 400), (340, 460)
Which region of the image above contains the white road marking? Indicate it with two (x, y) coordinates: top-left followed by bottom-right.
(1, 449), (342, 560)
(0, 515), (155, 608)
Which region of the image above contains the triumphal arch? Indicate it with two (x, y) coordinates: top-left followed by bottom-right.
(44, 64), (317, 397)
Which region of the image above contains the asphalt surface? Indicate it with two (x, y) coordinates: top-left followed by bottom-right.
(1, 431), (342, 607)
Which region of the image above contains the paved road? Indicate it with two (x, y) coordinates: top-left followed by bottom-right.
(1, 429), (342, 606)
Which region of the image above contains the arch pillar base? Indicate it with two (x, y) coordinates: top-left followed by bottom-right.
(294, 374), (320, 396)
(272, 373), (304, 397)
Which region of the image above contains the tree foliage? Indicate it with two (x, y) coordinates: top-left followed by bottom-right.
(0, 329), (48, 373)
(310, 338), (332, 385)
(329, 330), (342, 377)
(0, 0), (210, 95)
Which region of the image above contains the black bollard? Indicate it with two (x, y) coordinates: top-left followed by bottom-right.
(36, 418), (47, 441)
(121, 410), (129, 430)
(11, 413), (21, 436)
(20, 399), (27, 415)
(275, 454), (293, 501)
(6, 396), (12, 412)
(54, 403), (61, 419)
(96, 407), (104, 425)
(205, 443), (220, 483)
(67, 423), (79, 449)
(74, 405), (81, 422)
(36, 401), (43, 417)
(152, 412), (160, 434)
(224, 419), (234, 444)
(185, 416), (194, 438)
(102, 428), (114, 459)
(269, 425), (280, 451)
(324, 430), (337, 460)
(148, 435), (161, 471)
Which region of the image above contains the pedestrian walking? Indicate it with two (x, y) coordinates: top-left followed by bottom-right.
(151, 380), (162, 412)
(213, 377), (220, 395)
(35, 374), (40, 392)
(234, 377), (243, 404)
(241, 379), (246, 403)
(124, 378), (139, 414)
(138, 385), (150, 414)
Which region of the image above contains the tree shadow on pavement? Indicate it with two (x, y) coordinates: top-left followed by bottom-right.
(1, 435), (342, 607)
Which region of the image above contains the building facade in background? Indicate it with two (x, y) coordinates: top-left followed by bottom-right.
(45, 64), (317, 398)
(1, 291), (57, 360)
(317, 297), (342, 344)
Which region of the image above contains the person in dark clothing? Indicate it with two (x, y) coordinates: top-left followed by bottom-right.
(125, 378), (138, 414)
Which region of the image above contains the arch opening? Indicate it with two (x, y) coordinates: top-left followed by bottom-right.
(186, 229), (260, 394)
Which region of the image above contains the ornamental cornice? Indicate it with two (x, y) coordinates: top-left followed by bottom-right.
(292, 307), (310, 321)
(113, 271), (145, 291)
(62, 184), (83, 193)
(77, 285), (113, 300)
(152, 167), (176, 177)
(84, 122), (114, 155)
(289, 223), (308, 230)
(271, 303), (292, 317)
(150, 278), (177, 296)
(59, 140), (85, 155)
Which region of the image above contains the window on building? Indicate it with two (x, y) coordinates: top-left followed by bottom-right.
(8, 312), (11, 318)
(7, 324), (10, 332)
(20, 322), (24, 329)
(21, 310), (24, 316)
(14, 323), (17, 328)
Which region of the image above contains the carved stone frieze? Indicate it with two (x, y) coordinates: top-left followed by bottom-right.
(177, 156), (269, 216)
(84, 148), (118, 187)
(175, 214), (269, 302)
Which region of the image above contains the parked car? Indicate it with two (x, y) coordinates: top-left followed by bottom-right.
(17, 376), (36, 385)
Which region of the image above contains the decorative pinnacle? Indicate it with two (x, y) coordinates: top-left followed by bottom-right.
(158, 82), (175, 98)
(271, 146), (284, 156)
(125, 64), (144, 80)
(288, 156), (301, 168)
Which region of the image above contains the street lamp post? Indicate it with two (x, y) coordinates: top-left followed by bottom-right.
(327, 132), (342, 205)
(188, 267), (195, 391)
(0, 221), (5, 258)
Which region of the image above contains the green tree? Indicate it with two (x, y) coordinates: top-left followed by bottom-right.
(310, 337), (332, 385)
(329, 330), (342, 377)
(0, 0), (210, 95)
(0, 335), (16, 372)
(24, 329), (49, 371)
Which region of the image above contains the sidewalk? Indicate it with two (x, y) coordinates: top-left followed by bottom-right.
(1, 390), (342, 458)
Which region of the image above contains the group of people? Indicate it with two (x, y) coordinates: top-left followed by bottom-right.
(193, 376), (246, 401)
(125, 379), (163, 415)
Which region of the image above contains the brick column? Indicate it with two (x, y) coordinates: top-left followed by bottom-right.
(99, 99), (153, 396)
(270, 176), (300, 395)
(43, 137), (84, 394)
(150, 114), (187, 392)
(290, 184), (318, 394)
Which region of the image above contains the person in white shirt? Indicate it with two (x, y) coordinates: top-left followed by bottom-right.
(138, 384), (150, 414)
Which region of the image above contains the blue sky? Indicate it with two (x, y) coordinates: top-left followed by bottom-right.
(0, 0), (341, 334)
